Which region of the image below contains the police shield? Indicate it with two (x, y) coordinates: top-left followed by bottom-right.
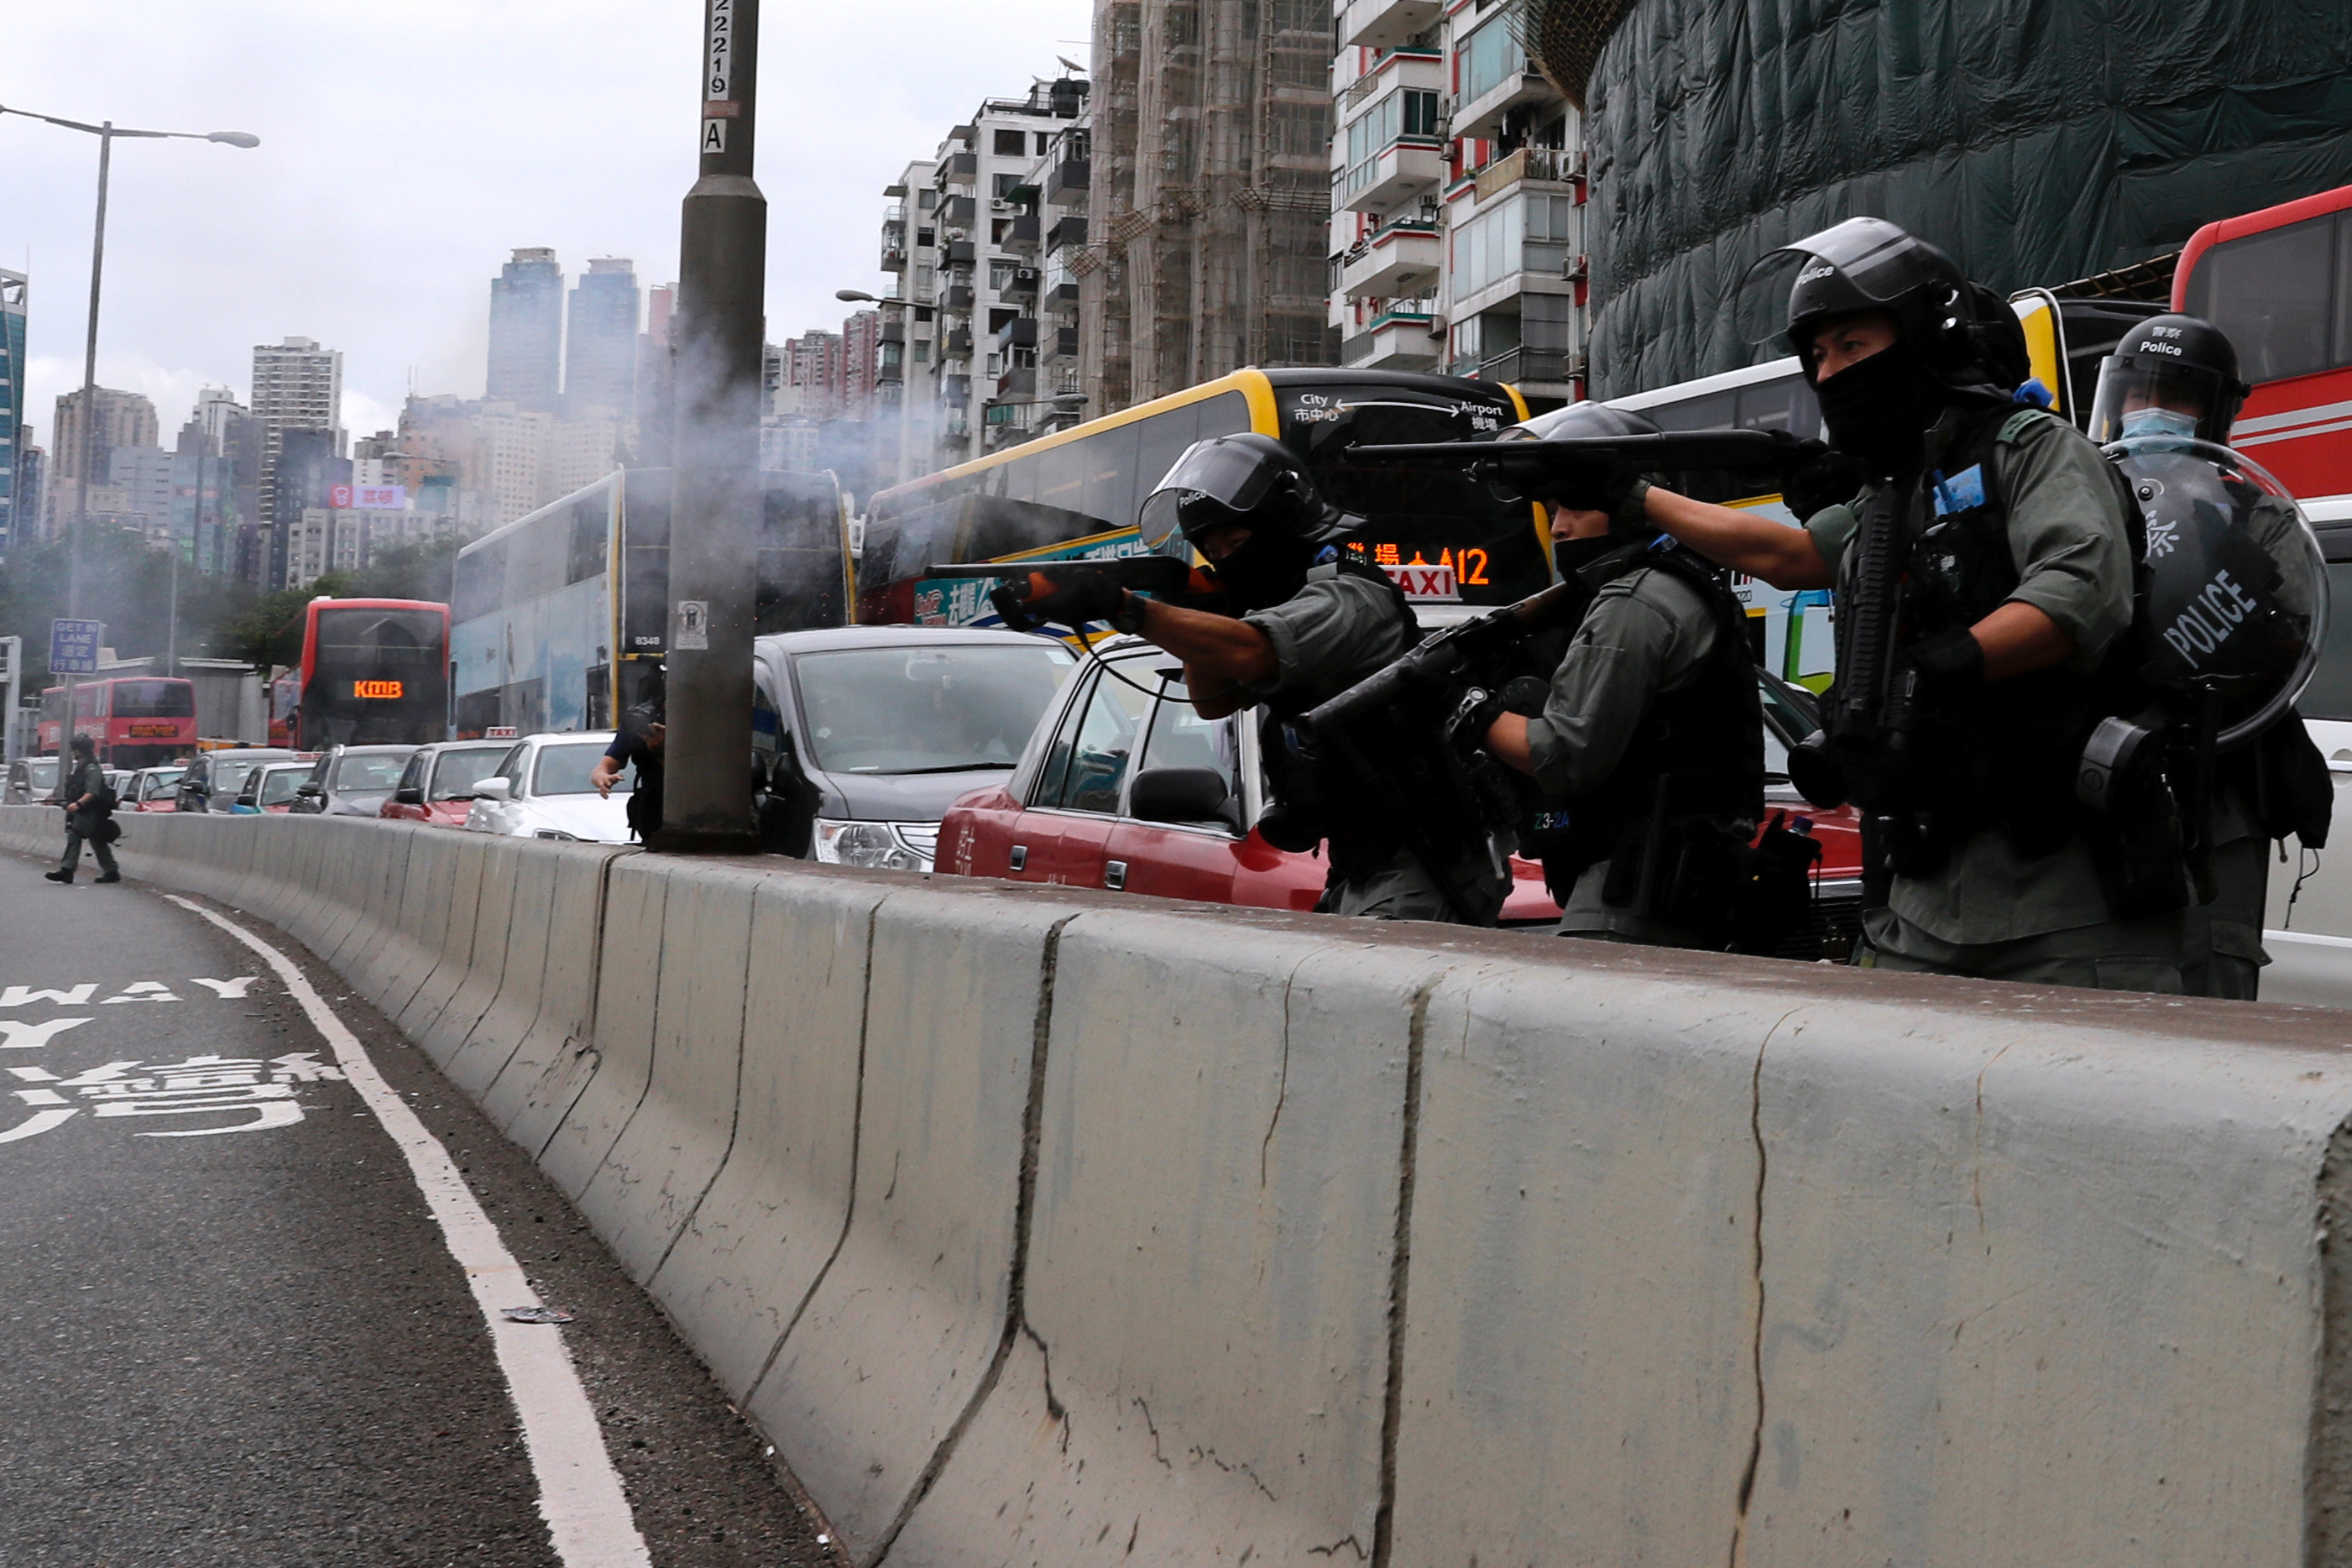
(2107, 436), (2328, 746)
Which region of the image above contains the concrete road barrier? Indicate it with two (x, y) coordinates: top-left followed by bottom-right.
(17, 811), (2352, 1568)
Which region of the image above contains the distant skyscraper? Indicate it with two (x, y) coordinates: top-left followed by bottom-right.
(488, 248), (564, 412)
(49, 386), (159, 534)
(250, 336), (343, 585)
(565, 258), (640, 420)
(0, 269), (24, 550)
(637, 283), (677, 464)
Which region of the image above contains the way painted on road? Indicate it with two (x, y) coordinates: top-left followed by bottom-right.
(0, 842), (836, 1566)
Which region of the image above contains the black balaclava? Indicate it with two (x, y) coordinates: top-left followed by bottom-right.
(1811, 339), (1950, 478)
(1207, 530), (1320, 611)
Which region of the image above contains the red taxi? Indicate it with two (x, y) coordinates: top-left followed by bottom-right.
(938, 636), (1866, 949)
(379, 740), (516, 828)
(125, 766), (189, 812)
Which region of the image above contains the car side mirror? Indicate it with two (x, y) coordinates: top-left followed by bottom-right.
(393, 787), (424, 805)
(296, 782), (322, 797)
(1128, 766), (1231, 824)
(234, 792), (259, 808)
(473, 777), (513, 802)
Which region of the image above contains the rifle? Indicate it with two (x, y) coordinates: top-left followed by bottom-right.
(923, 557), (1228, 630)
(1304, 575), (1588, 742)
(1335, 429), (1792, 501)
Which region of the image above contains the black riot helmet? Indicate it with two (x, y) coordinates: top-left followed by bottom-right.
(1135, 432), (1358, 553)
(2088, 314), (2251, 447)
(1737, 217), (2023, 389)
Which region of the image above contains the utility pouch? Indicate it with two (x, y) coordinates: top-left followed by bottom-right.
(1730, 813), (1824, 956)
(2085, 788), (2190, 921)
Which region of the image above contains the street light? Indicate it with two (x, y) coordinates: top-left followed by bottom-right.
(0, 104), (256, 737)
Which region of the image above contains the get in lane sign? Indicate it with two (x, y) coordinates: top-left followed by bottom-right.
(49, 619), (102, 676)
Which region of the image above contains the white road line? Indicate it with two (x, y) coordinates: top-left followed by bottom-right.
(162, 894), (652, 1568)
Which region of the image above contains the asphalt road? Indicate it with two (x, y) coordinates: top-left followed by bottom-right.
(0, 836), (839, 1566)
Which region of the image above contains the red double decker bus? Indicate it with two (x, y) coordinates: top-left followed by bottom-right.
(290, 598), (451, 750)
(37, 677), (199, 767)
(2176, 186), (2352, 500)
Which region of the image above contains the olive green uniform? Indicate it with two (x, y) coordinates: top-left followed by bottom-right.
(1235, 562), (1509, 923)
(1523, 565), (1745, 945)
(1806, 408), (2183, 991)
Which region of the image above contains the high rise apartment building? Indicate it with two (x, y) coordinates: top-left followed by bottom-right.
(488, 248), (564, 412)
(249, 335), (343, 586)
(1084, 0), (1335, 410)
(894, 76), (1091, 473)
(48, 386), (159, 533)
(1325, 1), (1586, 400)
(0, 269), (24, 551)
(565, 258), (640, 420)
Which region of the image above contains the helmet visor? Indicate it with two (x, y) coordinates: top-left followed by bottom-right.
(1734, 217), (1936, 348)
(2089, 357), (2240, 446)
(1135, 436), (1285, 550)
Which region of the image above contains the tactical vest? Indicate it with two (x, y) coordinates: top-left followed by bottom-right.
(1849, 405), (2179, 906)
(1254, 557), (1435, 883)
(1537, 544), (1765, 895)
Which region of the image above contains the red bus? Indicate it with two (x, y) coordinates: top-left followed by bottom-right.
(290, 598), (452, 750)
(37, 677), (199, 767)
(2176, 185), (2352, 499)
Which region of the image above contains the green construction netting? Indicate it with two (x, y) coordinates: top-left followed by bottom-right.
(1529, 0), (2352, 395)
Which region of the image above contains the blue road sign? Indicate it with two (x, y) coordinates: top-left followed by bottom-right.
(49, 619), (102, 676)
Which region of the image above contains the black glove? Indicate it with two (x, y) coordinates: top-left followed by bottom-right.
(1445, 677), (1548, 753)
(1905, 626), (1984, 697)
(1775, 436), (1866, 522)
(990, 565), (1127, 634)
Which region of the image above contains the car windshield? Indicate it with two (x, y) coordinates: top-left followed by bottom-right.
(430, 747), (509, 801)
(533, 741), (623, 796)
(257, 767), (308, 808)
(141, 769), (186, 799)
(212, 757), (268, 797)
(333, 753), (411, 792)
(793, 643), (1075, 775)
(22, 759), (57, 790)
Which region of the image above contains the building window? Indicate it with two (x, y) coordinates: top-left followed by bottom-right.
(917, 227), (935, 248)
(1342, 89), (1440, 198)
(914, 340), (930, 363)
(1451, 194), (1579, 295)
(993, 128), (1027, 156)
(917, 189), (937, 211)
(992, 171), (1023, 199)
(1460, 13), (1527, 104)
(989, 260), (1016, 290)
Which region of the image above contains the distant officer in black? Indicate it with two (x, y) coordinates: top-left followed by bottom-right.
(2088, 314), (2334, 998)
(592, 702), (666, 843)
(1476, 402), (1774, 948)
(1001, 432), (1509, 924)
(46, 734), (120, 886)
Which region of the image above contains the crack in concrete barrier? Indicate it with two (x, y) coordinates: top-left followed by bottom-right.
(744, 899), (885, 1409)
(647, 876), (762, 1285)
(1728, 1009), (1801, 1568)
(1022, 1322), (1071, 1454)
(864, 911), (1079, 1565)
(1369, 977), (1438, 1568)
(1260, 948), (1321, 1189)
(1970, 1040), (2017, 1235)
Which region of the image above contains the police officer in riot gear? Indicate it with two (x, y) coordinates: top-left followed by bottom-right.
(1005, 431), (1511, 924)
(1476, 401), (1779, 948)
(2088, 314), (2332, 998)
(1592, 217), (2179, 990)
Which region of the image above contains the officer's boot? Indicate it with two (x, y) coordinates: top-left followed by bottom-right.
(44, 868), (72, 884)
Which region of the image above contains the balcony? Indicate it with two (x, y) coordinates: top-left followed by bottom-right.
(943, 283), (975, 312)
(943, 239), (975, 265)
(1047, 214), (1088, 253)
(1336, 220), (1442, 301)
(997, 366), (1038, 400)
(881, 222), (908, 272)
(1339, 308), (1441, 372)
(1466, 347), (1582, 390)
(1455, 64), (1557, 143)
(879, 318), (906, 345)
(1047, 280), (1081, 311)
(1045, 157), (1090, 206)
(944, 327), (973, 358)
(1004, 213), (1041, 252)
(1335, 139), (1445, 216)
(1337, 0), (1441, 50)
(996, 316), (1039, 353)
(939, 195), (975, 228)
(1473, 145), (1586, 201)
(939, 151), (978, 185)
(1041, 325), (1080, 363)
(1005, 266), (1039, 297)
(943, 374), (971, 405)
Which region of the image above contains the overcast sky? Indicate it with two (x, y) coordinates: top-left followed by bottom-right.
(4, 0), (1093, 449)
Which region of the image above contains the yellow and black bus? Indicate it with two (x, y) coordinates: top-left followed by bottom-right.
(855, 368), (1546, 625)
